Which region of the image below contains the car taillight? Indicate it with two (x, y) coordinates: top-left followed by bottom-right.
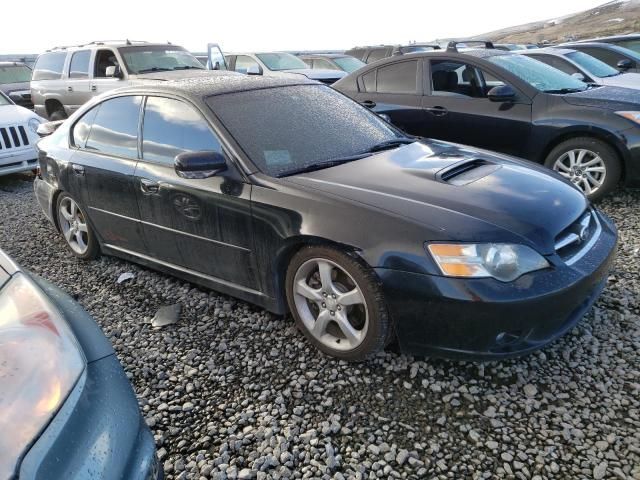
(0, 273), (85, 479)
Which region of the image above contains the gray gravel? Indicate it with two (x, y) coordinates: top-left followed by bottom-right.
(1, 172), (639, 480)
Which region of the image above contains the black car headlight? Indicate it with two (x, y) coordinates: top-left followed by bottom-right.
(0, 273), (85, 479)
(427, 243), (550, 282)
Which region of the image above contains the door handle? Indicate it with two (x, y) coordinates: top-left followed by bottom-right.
(67, 86), (73, 92)
(71, 164), (85, 176)
(361, 100), (376, 109)
(426, 106), (448, 116)
(91, 85), (97, 92)
(140, 178), (160, 194)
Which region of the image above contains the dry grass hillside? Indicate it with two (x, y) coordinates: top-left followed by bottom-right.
(472, 0), (640, 44)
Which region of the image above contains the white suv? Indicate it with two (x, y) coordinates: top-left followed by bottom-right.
(0, 91), (44, 176)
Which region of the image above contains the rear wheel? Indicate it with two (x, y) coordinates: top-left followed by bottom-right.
(285, 245), (389, 361)
(56, 193), (99, 259)
(49, 108), (67, 121)
(544, 137), (621, 201)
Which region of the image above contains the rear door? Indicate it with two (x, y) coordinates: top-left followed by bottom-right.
(135, 95), (257, 289)
(66, 50), (93, 113)
(422, 58), (533, 157)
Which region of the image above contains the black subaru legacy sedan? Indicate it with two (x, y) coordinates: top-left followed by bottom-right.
(34, 73), (617, 361)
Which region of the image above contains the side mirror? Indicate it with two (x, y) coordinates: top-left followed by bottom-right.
(36, 120), (64, 138)
(487, 84), (516, 102)
(174, 151), (227, 179)
(105, 65), (123, 79)
(617, 59), (633, 72)
(246, 65), (262, 76)
(571, 72), (587, 82)
(378, 113), (392, 123)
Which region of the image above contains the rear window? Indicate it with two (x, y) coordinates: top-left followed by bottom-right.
(32, 52), (67, 81)
(0, 64), (32, 84)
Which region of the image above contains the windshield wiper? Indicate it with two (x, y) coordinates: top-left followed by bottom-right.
(366, 137), (416, 153)
(137, 67), (172, 74)
(172, 66), (205, 71)
(278, 154), (371, 177)
(543, 87), (586, 94)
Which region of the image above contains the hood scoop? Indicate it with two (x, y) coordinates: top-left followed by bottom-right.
(437, 159), (501, 186)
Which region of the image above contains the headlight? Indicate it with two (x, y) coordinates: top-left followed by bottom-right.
(427, 243), (550, 282)
(615, 111), (640, 125)
(0, 273), (85, 479)
(28, 117), (42, 133)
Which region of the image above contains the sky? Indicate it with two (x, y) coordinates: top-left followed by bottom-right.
(1, 0), (608, 54)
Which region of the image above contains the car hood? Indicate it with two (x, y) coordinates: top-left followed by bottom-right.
(0, 81), (30, 95)
(599, 72), (640, 90)
(284, 140), (588, 254)
(562, 85), (640, 110)
(281, 68), (347, 80)
(129, 70), (241, 81)
(0, 104), (43, 125)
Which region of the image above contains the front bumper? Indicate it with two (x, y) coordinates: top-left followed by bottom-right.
(18, 277), (161, 480)
(376, 212), (618, 360)
(0, 148), (37, 176)
(620, 127), (640, 187)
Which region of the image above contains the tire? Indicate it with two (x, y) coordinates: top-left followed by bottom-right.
(544, 137), (621, 202)
(49, 108), (67, 121)
(55, 192), (99, 260)
(285, 245), (390, 361)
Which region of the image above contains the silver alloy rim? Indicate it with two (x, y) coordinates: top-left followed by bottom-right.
(58, 197), (89, 255)
(292, 258), (369, 352)
(553, 148), (606, 196)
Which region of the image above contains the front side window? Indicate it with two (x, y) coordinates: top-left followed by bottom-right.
(142, 97), (222, 165)
(376, 60), (418, 94)
(255, 53), (308, 71)
(85, 96), (142, 158)
(567, 51), (622, 78)
(69, 50), (91, 79)
(234, 55), (260, 74)
(487, 54), (587, 93)
(207, 85), (401, 177)
(616, 39), (640, 55)
(32, 52), (67, 81)
(0, 64), (32, 84)
(119, 46), (204, 74)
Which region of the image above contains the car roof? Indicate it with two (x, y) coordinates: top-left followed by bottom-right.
(300, 53), (347, 59)
(111, 71), (318, 99)
(44, 41), (181, 53)
(561, 41), (620, 49)
(0, 61), (29, 67)
(578, 33), (640, 42)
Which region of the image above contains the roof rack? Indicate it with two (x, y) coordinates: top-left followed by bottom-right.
(46, 39), (150, 52)
(395, 44), (442, 54)
(446, 40), (495, 52)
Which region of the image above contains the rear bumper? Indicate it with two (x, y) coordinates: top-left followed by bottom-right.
(0, 148), (37, 176)
(376, 211), (618, 360)
(34, 175), (57, 225)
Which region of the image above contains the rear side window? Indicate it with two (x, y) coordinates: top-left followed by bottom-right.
(32, 52), (67, 81)
(362, 70), (376, 92)
(71, 106), (99, 148)
(142, 97), (222, 165)
(85, 96), (142, 159)
(376, 61), (418, 94)
(69, 50), (91, 79)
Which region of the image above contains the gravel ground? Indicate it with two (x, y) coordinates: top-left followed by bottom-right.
(1, 172), (639, 480)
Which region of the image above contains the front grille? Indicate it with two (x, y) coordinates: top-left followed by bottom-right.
(0, 125), (30, 150)
(555, 209), (601, 264)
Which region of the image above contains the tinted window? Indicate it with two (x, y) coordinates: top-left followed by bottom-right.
(0, 64), (31, 84)
(72, 106), (99, 148)
(579, 47), (636, 67)
(616, 39), (640, 55)
(234, 55), (260, 73)
(376, 61), (418, 94)
(85, 96), (141, 158)
(362, 70), (376, 92)
(69, 50), (91, 79)
(142, 97), (222, 165)
(32, 52), (67, 81)
(530, 55), (581, 75)
(366, 48), (388, 64)
(208, 85), (400, 177)
(431, 60), (507, 98)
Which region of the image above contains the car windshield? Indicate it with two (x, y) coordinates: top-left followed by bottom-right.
(119, 45), (204, 74)
(616, 39), (640, 55)
(256, 53), (308, 71)
(333, 56), (366, 73)
(208, 85), (403, 177)
(0, 92), (11, 106)
(566, 51), (620, 78)
(488, 54), (588, 93)
(0, 64), (31, 84)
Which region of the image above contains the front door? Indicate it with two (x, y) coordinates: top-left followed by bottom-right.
(69, 95), (146, 253)
(90, 49), (125, 96)
(422, 58), (533, 157)
(135, 95), (257, 289)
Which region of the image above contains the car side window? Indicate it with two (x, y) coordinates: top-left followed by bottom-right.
(85, 96), (142, 158)
(71, 106), (99, 148)
(234, 55), (260, 74)
(32, 52), (67, 81)
(361, 70), (376, 92)
(376, 60), (418, 94)
(94, 49), (121, 78)
(581, 47), (632, 67)
(142, 96), (223, 166)
(69, 50), (91, 79)
(430, 60), (503, 98)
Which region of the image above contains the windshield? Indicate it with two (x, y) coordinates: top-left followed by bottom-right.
(616, 39), (640, 55)
(566, 51), (619, 78)
(208, 85), (402, 177)
(0, 64), (31, 84)
(0, 92), (11, 105)
(333, 56), (366, 73)
(256, 53), (308, 71)
(119, 45), (204, 74)
(488, 54), (588, 93)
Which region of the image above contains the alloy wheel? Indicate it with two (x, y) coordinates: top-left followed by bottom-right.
(58, 197), (89, 255)
(292, 258), (369, 352)
(553, 148), (606, 196)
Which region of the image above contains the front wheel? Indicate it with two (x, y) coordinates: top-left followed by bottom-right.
(544, 137), (621, 201)
(285, 245), (389, 361)
(56, 193), (99, 259)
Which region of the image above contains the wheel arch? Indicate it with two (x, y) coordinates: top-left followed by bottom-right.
(44, 98), (65, 118)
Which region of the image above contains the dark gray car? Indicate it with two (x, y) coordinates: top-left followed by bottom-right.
(0, 249), (161, 480)
(561, 42), (640, 73)
(0, 62), (33, 109)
